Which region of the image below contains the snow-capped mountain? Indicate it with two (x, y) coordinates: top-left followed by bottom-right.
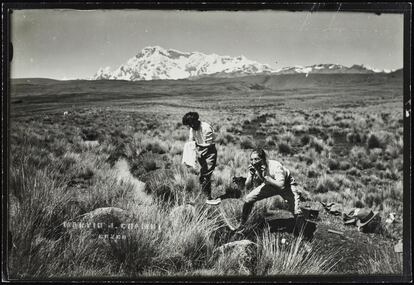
(93, 46), (273, 81)
(92, 46), (397, 81)
(274, 64), (395, 75)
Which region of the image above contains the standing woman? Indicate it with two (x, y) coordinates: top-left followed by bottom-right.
(182, 112), (221, 205)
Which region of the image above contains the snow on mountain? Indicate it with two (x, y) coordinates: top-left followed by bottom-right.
(93, 46), (273, 81)
(93, 47), (398, 81)
(274, 64), (394, 75)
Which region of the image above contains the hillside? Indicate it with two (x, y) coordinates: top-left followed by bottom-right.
(11, 71), (403, 96)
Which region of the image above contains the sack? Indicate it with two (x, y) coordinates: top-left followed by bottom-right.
(182, 141), (197, 168)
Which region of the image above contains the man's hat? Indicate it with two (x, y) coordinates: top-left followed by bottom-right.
(355, 209), (380, 228)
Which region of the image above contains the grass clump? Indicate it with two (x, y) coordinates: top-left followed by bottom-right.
(367, 131), (395, 149)
(315, 174), (339, 193)
(255, 229), (339, 275)
(240, 136), (256, 150)
(278, 142), (292, 155)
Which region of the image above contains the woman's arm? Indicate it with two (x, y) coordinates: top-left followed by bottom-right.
(188, 129), (195, 142)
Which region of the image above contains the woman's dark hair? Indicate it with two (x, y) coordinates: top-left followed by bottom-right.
(251, 148), (268, 165)
(182, 112), (199, 126)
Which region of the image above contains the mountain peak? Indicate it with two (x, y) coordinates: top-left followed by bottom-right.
(93, 47), (398, 81)
(94, 46), (273, 81)
(274, 63), (390, 75)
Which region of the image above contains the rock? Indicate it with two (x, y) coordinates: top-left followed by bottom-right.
(83, 140), (99, 147)
(394, 239), (403, 253)
(81, 207), (131, 235)
(385, 212), (396, 224)
(215, 239), (256, 255)
(265, 210), (317, 240)
(213, 240), (257, 275)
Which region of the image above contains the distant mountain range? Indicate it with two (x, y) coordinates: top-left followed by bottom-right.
(93, 46), (399, 81)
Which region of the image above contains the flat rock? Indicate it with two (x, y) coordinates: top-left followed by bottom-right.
(82, 207), (130, 227)
(265, 209), (295, 220)
(214, 239), (256, 255)
(213, 240), (257, 275)
(394, 239), (403, 253)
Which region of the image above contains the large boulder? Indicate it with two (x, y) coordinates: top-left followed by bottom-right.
(212, 240), (257, 275)
(78, 207), (131, 236)
(265, 209), (317, 240)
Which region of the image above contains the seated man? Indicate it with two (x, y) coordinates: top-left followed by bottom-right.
(234, 148), (302, 231)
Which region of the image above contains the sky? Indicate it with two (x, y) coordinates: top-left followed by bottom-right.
(11, 9), (404, 80)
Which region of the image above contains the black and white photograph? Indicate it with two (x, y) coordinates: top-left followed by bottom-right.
(3, 3), (412, 282)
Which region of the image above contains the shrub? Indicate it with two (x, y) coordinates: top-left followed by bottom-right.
(315, 175), (339, 193)
(367, 131), (394, 149)
(346, 131), (366, 144)
(327, 159), (340, 170)
(142, 170), (175, 203)
(278, 142), (292, 155)
(81, 128), (100, 141)
(300, 135), (311, 146)
(279, 132), (296, 144)
(364, 192), (383, 208)
(339, 161), (351, 170)
(307, 167), (318, 178)
(240, 136), (255, 150)
(385, 144), (399, 159)
(353, 200), (365, 208)
(173, 129), (189, 141)
(265, 136), (277, 147)
(350, 146), (372, 169)
(144, 141), (169, 154)
(292, 124), (309, 134)
(217, 132), (236, 146)
(129, 152), (164, 178)
(310, 137), (327, 153)
(375, 161), (387, 171)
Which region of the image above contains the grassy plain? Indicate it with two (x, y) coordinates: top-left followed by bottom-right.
(8, 72), (404, 278)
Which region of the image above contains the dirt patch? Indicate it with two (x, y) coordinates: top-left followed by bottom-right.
(114, 158), (153, 205)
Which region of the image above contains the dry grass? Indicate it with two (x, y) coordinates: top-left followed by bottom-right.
(8, 77), (404, 278)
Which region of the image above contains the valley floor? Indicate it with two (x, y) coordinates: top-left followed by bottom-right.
(8, 78), (405, 279)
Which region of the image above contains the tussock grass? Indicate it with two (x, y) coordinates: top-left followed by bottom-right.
(9, 97), (404, 277)
(357, 246), (403, 274)
(367, 131), (395, 150)
(255, 229), (340, 275)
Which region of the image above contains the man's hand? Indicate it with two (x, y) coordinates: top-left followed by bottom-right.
(254, 164), (266, 180)
(248, 164), (256, 175)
